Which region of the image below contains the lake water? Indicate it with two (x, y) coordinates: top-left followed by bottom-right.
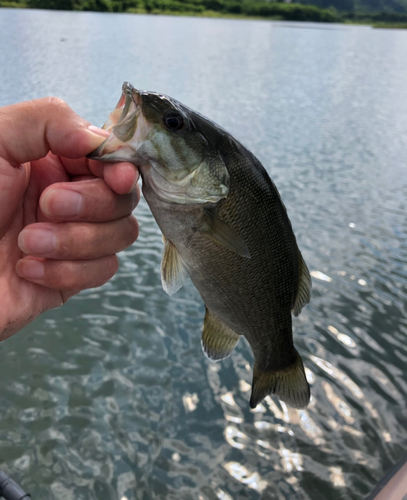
(0, 8), (407, 500)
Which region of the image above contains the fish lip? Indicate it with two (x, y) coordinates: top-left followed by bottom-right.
(122, 81), (134, 94)
(115, 82), (140, 127)
(101, 82), (141, 133)
(86, 141), (115, 161)
(87, 145), (114, 161)
(122, 81), (142, 107)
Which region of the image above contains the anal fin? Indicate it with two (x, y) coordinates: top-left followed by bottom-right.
(161, 236), (189, 296)
(250, 350), (310, 409)
(202, 308), (240, 361)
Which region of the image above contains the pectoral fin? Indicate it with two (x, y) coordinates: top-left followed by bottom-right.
(200, 210), (250, 259)
(292, 249), (312, 317)
(202, 308), (240, 361)
(161, 237), (189, 296)
(250, 350), (310, 409)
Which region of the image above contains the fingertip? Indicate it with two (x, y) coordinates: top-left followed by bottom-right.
(0, 98), (111, 164)
(103, 162), (140, 195)
(49, 124), (108, 160)
(87, 159), (104, 178)
(41, 99), (108, 159)
(84, 126), (110, 161)
(88, 125), (110, 138)
(82, 128), (110, 155)
(110, 253), (120, 276)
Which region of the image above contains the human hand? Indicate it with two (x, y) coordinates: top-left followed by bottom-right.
(0, 97), (140, 341)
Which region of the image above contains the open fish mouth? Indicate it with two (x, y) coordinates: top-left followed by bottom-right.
(102, 82), (140, 133)
(88, 82), (142, 161)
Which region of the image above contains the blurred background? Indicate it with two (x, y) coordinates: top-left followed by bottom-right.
(0, 8), (407, 500)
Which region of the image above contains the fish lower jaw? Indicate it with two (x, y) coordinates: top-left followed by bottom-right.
(145, 178), (222, 206)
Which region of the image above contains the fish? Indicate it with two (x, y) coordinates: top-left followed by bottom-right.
(89, 82), (312, 409)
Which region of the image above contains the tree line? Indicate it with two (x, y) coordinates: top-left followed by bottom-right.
(1, 0), (407, 25)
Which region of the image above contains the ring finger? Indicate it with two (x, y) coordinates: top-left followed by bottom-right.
(18, 216), (139, 260)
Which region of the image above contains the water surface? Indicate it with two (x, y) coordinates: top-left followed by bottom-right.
(0, 9), (407, 500)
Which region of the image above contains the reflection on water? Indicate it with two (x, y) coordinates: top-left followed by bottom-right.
(223, 462), (268, 492)
(1, 8), (407, 500)
(310, 270), (332, 283)
(327, 325), (357, 348)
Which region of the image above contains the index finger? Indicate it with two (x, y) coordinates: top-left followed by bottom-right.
(59, 157), (139, 195)
(0, 97), (108, 166)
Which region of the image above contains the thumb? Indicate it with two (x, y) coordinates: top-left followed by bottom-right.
(0, 97), (107, 166)
(0, 97), (107, 237)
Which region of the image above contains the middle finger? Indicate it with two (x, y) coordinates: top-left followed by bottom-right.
(39, 178), (140, 222)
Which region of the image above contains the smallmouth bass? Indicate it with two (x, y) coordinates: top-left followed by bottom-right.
(89, 82), (312, 409)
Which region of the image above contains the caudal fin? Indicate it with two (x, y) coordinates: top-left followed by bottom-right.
(250, 350), (310, 409)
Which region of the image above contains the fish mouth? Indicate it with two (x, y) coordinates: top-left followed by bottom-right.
(102, 82), (141, 133)
(87, 82), (141, 161)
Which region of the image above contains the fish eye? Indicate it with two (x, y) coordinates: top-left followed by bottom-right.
(163, 111), (184, 131)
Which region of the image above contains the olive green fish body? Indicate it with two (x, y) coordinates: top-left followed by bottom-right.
(144, 139), (298, 365)
(89, 82), (312, 409)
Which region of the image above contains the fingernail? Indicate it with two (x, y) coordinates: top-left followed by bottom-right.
(18, 228), (56, 255)
(17, 259), (44, 280)
(42, 190), (83, 218)
(88, 125), (110, 138)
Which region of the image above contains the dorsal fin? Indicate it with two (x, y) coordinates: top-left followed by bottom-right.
(161, 236), (189, 296)
(292, 249), (312, 317)
(202, 308), (240, 361)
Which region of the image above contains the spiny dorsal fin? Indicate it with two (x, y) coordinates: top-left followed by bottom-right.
(250, 350), (310, 409)
(202, 308), (240, 361)
(292, 249), (312, 317)
(200, 210), (250, 259)
(161, 236), (189, 296)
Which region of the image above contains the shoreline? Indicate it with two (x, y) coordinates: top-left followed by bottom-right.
(0, 3), (406, 29)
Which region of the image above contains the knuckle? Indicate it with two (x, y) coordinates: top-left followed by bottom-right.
(61, 271), (82, 291)
(112, 217), (139, 253)
(61, 290), (78, 304)
(46, 96), (69, 111)
(70, 256), (118, 290)
(63, 224), (93, 258)
(52, 261), (90, 291)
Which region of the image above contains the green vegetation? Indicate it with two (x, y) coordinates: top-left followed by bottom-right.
(342, 10), (407, 26)
(0, 0), (340, 20)
(1, 0), (407, 28)
(0, 0), (27, 5)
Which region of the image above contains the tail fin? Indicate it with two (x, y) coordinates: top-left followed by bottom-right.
(250, 350), (310, 409)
